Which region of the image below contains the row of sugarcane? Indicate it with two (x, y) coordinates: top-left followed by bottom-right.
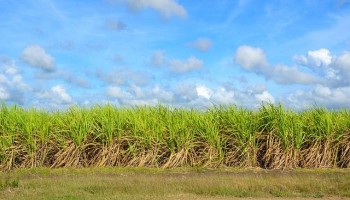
(0, 103), (349, 170)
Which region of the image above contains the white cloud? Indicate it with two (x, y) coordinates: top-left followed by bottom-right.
(293, 49), (350, 87)
(101, 79), (278, 109)
(11, 74), (28, 90)
(51, 85), (73, 104)
(106, 86), (131, 99)
(36, 85), (73, 107)
(150, 51), (204, 73)
(0, 60), (30, 104)
(330, 87), (350, 104)
(268, 64), (318, 84)
(0, 87), (10, 100)
(21, 45), (55, 71)
(174, 81), (275, 108)
(173, 82), (211, 108)
(4, 66), (18, 75)
(294, 48), (332, 68)
(129, 84), (145, 98)
(106, 84), (173, 105)
(248, 84), (267, 94)
(296, 50), (350, 86)
(285, 85), (350, 109)
(281, 49), (350, 109)
(152, 85), (173, 102)
(314, 84), (332, 97)
(235, 45), (317, 85)
(170, 56), (203, 72)
(196, 85), (211, 99)
(234, 45), (268, 70)
(333, 51), (350, 79)
(324, 67), (339, 79)
(175, 82), (198, 101)
(211, 87), (235, 104)
(190, 38), (212, 52)
(121, 0), (187, 18)
(255, 90), (275, 103)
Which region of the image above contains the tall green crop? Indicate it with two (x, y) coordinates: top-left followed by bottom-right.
(0, 103), (350, 170)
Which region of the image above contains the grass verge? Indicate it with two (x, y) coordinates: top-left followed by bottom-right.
(1, 168), (350, 200)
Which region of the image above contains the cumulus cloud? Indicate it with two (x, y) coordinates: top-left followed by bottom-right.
(196, 85), (211, 99)
(0, 59), (30, 104)
(332, 51), (350, 80)
(255, 90), (275, 103)
(195, 85), (271, 106)
(234, 45), (317, 85)
(102, 78), (279, 109)
(294, 48), (332, 68)
(280, 49), (350, 109)
(234, 45), (268, 70)
(37, 85), (72, 104)
(21, 45), (55, 71)
(285, 85), (350, 109)
(150, 51), (204, 73)
(106, 84), (171, 106)
(51, 85), (73, 104)
(152, 85), (173, 102)
(106, 86), (132, 99)
(115, 0), (187, 18)
(33, 85), (73, 109)
(129, 84), (145, 98)
(189, 38), (212, 52)
(267, 65), (318, 84)
(314, 84), (332, 97)
(175, 82), (198, 101)
(106, 84), (173, 105)
(0, 87), (10, 100)
(174, 81), (276, 108)
(175, 83), (213, 107)
(294, 49), (350, 87)
(210, 87), (235, 105)
(319, 51), (350, 87)
(248, 84), (267, 94)
(170, 56), (203, 72)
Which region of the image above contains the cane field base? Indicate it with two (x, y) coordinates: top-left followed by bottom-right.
(0, 103), (350, 199)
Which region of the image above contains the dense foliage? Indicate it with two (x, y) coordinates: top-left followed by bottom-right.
(1, 103), (349, 170)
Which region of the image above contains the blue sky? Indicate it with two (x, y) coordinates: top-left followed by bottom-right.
(1, 0), (350, 109)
